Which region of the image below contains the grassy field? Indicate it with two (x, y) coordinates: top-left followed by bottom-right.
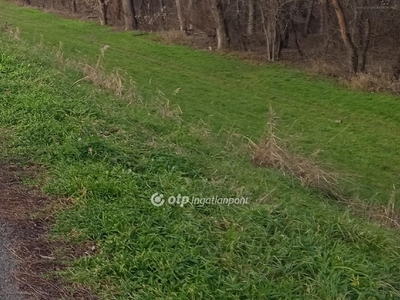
(0, 2), (400, 299)
(1, 1), (400, 205)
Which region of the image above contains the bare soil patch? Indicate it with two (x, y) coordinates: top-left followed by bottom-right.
(0, 163), (95, 300)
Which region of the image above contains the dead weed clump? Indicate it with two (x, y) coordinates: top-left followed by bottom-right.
(308, 58), (345, 78)
(50, 41), (138, 102)
(0, 24), (21, 40)
(76, 57), (139, 103)
(252, 108), (400, 228)
(252, 107), (342, 199)
(153, 89), (182, 120)
(345, 188), (400, 228)
(73, 50), (137, 100)
(77, 63), (126, 96)
(348, 72), (400, 95)
(190, 119), (211, 139)
(159, 30), (191, 46)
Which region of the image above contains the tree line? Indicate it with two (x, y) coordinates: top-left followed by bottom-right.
(19, 0), (400, 75)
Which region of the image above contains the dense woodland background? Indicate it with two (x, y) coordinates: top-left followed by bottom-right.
(13, 0), (400, 78)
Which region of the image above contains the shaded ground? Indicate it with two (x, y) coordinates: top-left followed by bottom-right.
(0, 164), (95, 300)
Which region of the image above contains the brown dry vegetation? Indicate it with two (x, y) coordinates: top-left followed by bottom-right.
(251, 108), (400, 228)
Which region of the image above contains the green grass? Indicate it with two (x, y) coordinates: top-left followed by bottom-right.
(0, 2), (400, 299)
(1, 1), (400, 204)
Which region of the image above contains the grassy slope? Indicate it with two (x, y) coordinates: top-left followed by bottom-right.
(0, 1), (400, 204)
(0, 2), (399, 300)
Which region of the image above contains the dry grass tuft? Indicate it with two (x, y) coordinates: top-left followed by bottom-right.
(344, 186), (400, 228)
(47, 40), (138, 101)
(12, 26), (20, 40)
(221, 127), (255, 156)
(51, 41), (65, 62)
(252, 107), (342, 199)
(386, 185), (397, 223)
(153, 89), (182, 119)
(158, 30), (193, 46)
(71, 52), (138, 102)
(1, 24), (21, 40)
(348, 72), (400, 95)
(190, 119), (211, 139)
(308, 58), (345, 78)
(252, 107), (400, 228)
(78, 63), (125, 96)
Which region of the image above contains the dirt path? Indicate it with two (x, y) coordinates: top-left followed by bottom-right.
(0, 164), (54, 300)
(0, 164), (95, 300)
(0, 220), (24, 300)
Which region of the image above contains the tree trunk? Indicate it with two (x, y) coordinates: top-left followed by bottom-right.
(98, 0), (108, 25)
(303, 0), (315, 37)
(320, 0), (326, 34)
(247, 0), (255, 36)
(358, 18), (370, 73)
(392, 53), (400, 79)
(210, 0), (229, 50)
(259, 2), (271, 59)
(331, 0), (358, 73)
(160, 0), (166, 30)
(72, 0), (77, 13)
(122, 0), (138, 30)
(175, 0), (185, 32)
(116, 0), (122, 21)
(188, 0), (194, 30)
(352, 0), (365, 49)
(291, 20), (304, 58)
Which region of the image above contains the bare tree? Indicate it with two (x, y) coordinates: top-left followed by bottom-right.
(247, 0), (255, 36)
(175, 0), (185, 31)
(259, 0), (290, 61)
